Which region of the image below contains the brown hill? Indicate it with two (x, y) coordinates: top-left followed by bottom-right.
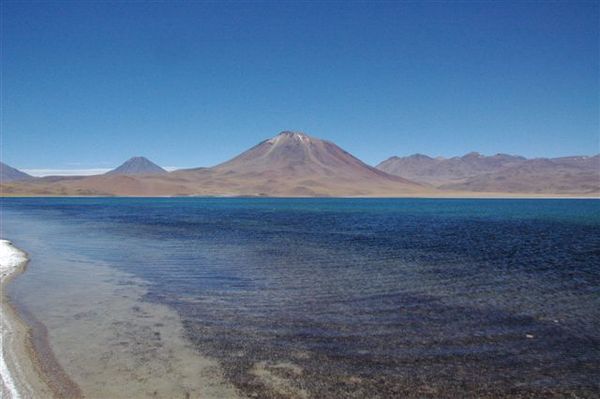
(377, 153), (599, 194)
(376, 153), (527, 185)
(441, 155), (600, 194)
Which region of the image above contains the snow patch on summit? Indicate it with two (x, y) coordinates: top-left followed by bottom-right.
(268, 132), (312, 145)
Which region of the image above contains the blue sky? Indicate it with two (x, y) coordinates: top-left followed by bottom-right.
(3, 1), (598, 174)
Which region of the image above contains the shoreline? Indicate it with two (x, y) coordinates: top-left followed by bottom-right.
(0, 239), (77, 398)
(0, 238), (243, 398)
(0, 193), (598, 199)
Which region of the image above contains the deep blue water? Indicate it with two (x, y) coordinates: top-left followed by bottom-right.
(2, 198), (600, 398)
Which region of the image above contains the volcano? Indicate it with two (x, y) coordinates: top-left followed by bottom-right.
(172, 131), (424, 196)
(106, 156), (167, 176)
(216, 131), (413, 179)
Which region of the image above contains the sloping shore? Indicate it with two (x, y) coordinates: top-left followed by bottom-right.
(0, 240), (53, 398)
(0, 237), (244, 398)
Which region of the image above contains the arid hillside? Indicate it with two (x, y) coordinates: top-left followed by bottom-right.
(377, 153), (599, 194)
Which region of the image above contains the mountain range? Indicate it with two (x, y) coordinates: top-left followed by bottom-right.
(1, 131), (598, 197)
(376, 153), (599, 194)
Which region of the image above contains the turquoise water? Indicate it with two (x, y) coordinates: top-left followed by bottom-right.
(2, 198), (599, 398)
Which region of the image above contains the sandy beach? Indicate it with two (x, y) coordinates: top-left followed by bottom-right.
(0, 240), (54, 398)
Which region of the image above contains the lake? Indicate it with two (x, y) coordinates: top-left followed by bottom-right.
(2, 198), (599, 398)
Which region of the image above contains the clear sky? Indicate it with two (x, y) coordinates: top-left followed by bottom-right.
(2, 1), (599, 174)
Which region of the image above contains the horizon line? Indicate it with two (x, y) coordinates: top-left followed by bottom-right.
(22, 166), (183, 177)
(17, 151), (600, 177)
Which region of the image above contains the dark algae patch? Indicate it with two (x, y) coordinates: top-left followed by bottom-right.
(176, 294), (599, 398)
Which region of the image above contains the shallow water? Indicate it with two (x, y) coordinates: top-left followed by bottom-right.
(2, 198), (599, 398)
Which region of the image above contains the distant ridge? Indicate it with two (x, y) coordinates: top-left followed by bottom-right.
(106, 156), (167, 176)
(377, 153), (600, 194)
(0, 162), (34, 182)
(376, 152), (527, 185)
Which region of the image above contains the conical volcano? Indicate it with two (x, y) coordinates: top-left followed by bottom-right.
(107, 156), (167, 176)
(214, 131), (412, 180)
(172, 131), (424, 196)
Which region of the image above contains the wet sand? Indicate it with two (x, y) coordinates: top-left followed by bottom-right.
(1, 240), (54, 398)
